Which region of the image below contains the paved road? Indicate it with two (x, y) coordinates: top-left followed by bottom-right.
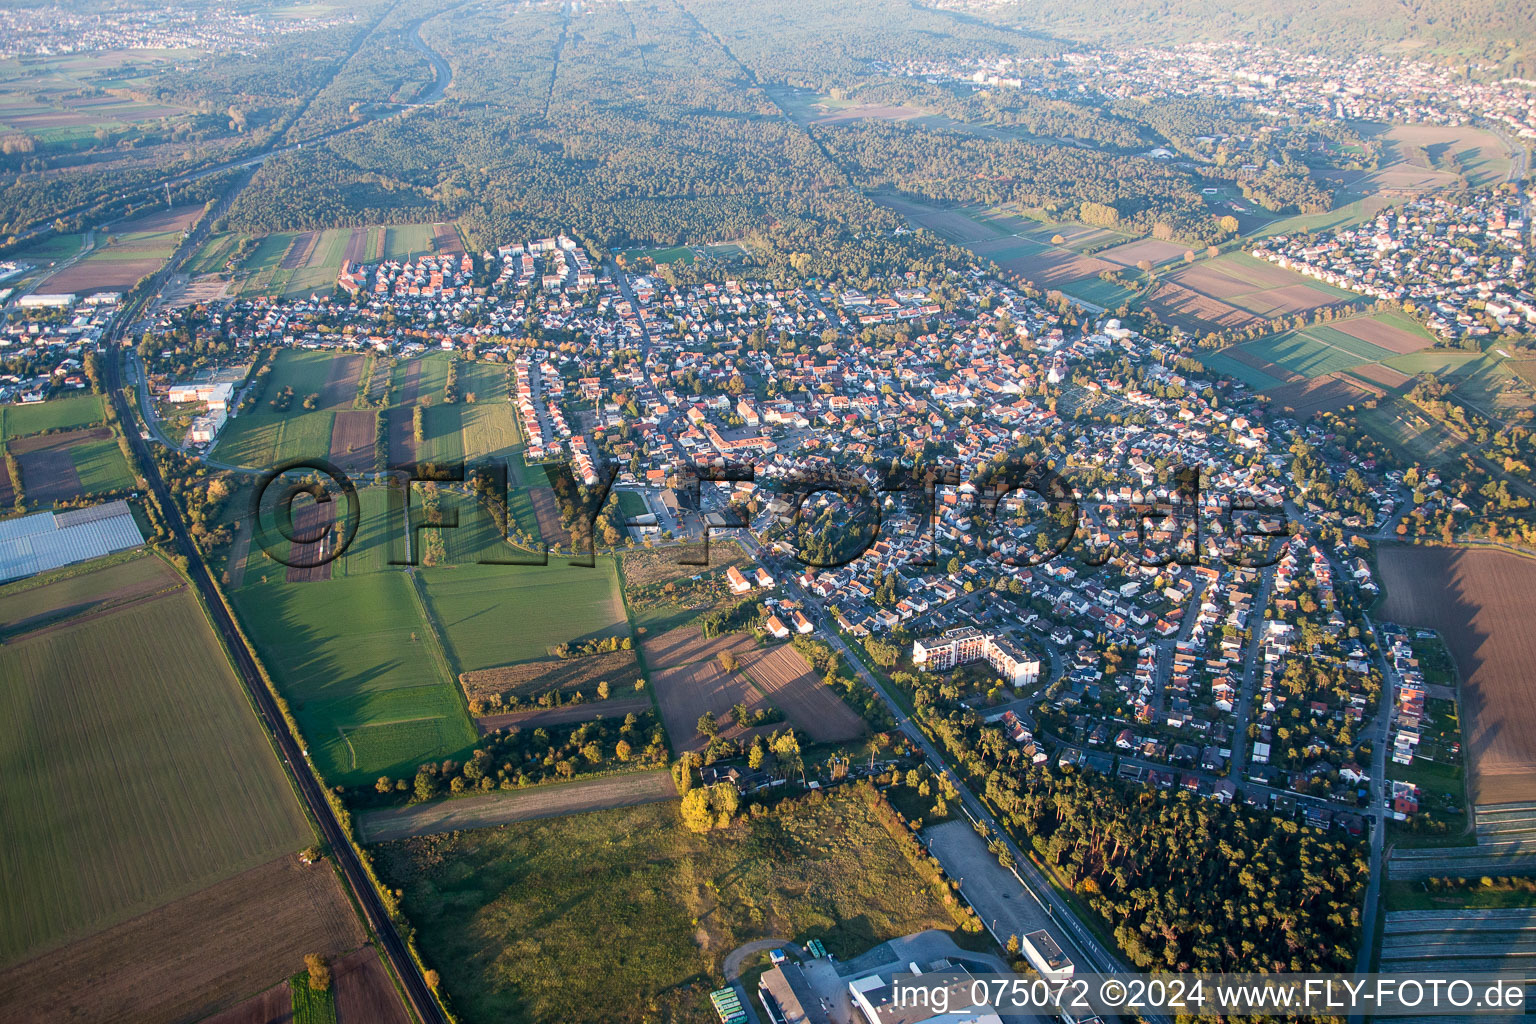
(357, 769), (678, 842)
(739, 534), (1143, 994)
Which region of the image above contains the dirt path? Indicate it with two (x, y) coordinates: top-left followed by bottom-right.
(357, 770), (677, 842)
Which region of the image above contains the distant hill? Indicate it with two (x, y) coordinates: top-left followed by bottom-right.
(945, 0), (1536, 70)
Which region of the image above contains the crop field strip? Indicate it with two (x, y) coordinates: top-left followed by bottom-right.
(0, 556), (313, 967)
(0, 853), (366, 1024)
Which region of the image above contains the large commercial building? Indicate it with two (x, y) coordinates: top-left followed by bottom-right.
(912, 626), (1041, 688)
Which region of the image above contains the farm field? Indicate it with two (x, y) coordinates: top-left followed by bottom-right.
(0, 854), (366, 1024)
(9, 427), (134, 503)
(1376, 545), (1536, 806)
(40, 205), (199, 295)
(0, 392), (104, 439)
(212, 349), (366, 467)
(373, 790), (964, 1024)
(1159, 251), (1358, 320)
(421, 557), (629, 672)
(1357, 396), (1465, 469)
(1236, 321), (1400, 379)
(233, 570), (477, 785)
(1356, 123), (1512, 192)
(0, 555), (314, 967)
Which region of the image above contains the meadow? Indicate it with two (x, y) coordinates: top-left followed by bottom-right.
(0, 392), (104, 439)
(212, 349), (362, 467)
(0, 556), (313, 967)
(1238, 322), (1399, 379)
(374, 790), (963, 1024)
(420, 557), (628, 672)
(233, 570), (477, 786)
(67, 436), (136, 492)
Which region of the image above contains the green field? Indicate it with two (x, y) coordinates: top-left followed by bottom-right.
(1357, 396), (1465, 469)
(233, 571), (476, 786)
(615, 489), (649, 520)
(235, 233), (298, 295)
(1196, 349), (1286, 390)
(421, 557), (628, 671)
(374, 790), (966, 1024)
(290, 974), (339, 1024)
(0, 555), (312, 967)
(621, 245), (694, 265)
(214, 408), (335, 468)
(1238, 322), (1399, 379)
(0, 393), (104, 439)
(280, 228), (351, 298)
(185, 233), (243, 276)
(211, 350), (351, 467)
(381, 223), (440, 261)
(68, 437), (136, 492)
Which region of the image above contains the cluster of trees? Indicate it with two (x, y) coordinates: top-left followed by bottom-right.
(982, 766), (1367, 972)
(378, 711), (666, 801)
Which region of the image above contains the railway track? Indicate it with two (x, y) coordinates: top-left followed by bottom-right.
(101, 319), (446, 1024)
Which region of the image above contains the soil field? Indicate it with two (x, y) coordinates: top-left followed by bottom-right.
(316, 353), (365, 410)
(977, 237), (1121, 286)
(1264, 372), (1380, 418)
(1169, 255), (1346, 319)
(394, 359), (423, 406)
(279, 231), (318, 271)
(341, 226), (369, 266)
(1376, 545), (1536, 806)
(475, 696), (653, 733)
(651, 653), (769, 750)
(333, 946), (412, 1024)
(358, 769), (678, 841)
(0, 854), (364, 1024)
(459, 646), (641, 702)
(329, 409), (376, 472)
(1348, 362), (1414, 390)
(12, 442), (82, 503)
(10, 425), (132, 502)
(643, 625), (853, 750)
(42, 254), (164, 294)
(642, 621), (756, 669)
(431, 221), (464, 253)
(386, 403), (417, 467)
(0, 574), (314, 966)
(1333, 314), (1434, 355)
(200, 981), (290, 1024)
(285, 496), (336, 583)
(0, 455), (12, 506)
(1140, 280), (1254, 332)
(737, 644), (866, 743)
(1097, 238), (1188, 267)
(0, 552), (180, 639)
